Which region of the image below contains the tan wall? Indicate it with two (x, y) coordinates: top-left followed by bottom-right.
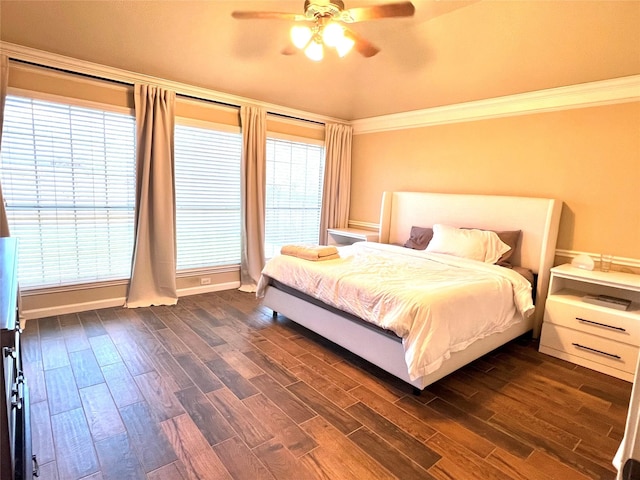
(351, 102), (640, 260)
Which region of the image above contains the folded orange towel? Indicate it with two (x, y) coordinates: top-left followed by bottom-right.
(280, 244), (339, 261)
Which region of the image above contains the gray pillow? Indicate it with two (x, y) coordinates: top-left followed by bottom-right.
(495, 230), (522, 265)
(403, 226), (434, 250)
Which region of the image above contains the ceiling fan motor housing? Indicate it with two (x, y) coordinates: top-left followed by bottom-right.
(304, 0), (345, 19)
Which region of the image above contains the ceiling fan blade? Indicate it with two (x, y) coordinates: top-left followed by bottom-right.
(343, 28), (380, 58)
(281, 44), (298, 56)
(231, 11), (306, 21)
(342, 1), (415, 23)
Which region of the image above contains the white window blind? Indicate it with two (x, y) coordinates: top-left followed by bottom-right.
(265, 137), (325, 258)
(174, 123), (242, 270)
(0, 95), (136, 288)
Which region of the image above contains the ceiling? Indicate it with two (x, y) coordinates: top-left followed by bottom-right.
(1, 1), (639, 121)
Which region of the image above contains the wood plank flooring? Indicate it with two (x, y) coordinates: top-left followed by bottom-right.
(22, 289), (632, 480)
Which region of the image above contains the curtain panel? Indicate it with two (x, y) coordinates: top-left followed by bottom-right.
(239, 105), (266, 292)
(319, 123), (353, 244)
(0, 55), (10, 238)
(125, 84), (178, 308)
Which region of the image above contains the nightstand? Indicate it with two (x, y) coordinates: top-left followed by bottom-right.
(326, 228), (379, 246)
(539, 264), (640, 381)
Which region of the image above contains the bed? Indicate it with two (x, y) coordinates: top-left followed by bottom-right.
(258, 191), (562, 390)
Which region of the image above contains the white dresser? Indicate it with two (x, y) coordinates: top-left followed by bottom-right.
(539, 264), (640, 382)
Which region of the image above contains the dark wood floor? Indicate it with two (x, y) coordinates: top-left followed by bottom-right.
(21, 289), (631, 480)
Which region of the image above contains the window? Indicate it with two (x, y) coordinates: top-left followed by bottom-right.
(0, 95), (136, 288)
(174, 122), (242, 270)
(264, 137), (325, 258)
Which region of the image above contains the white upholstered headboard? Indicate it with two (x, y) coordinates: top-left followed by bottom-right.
(378, 191), (562, 334)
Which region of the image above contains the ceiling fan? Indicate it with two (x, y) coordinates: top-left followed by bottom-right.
(231, 1), (416, 60)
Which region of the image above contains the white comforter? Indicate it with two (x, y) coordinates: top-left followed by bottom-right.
(257, 242), (534, 381)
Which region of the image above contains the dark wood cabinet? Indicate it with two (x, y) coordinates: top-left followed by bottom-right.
(1, 238), (36, 480)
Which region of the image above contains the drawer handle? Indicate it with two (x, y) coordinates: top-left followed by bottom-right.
(11, 380), (23, 410)
(3, 346), (16, 359)
(572, 342), (621, 360)
(576, 317), (626, 332)
(33, 454), (40, 477)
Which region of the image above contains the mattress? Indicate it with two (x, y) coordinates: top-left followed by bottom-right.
(257, 242), (534, 381)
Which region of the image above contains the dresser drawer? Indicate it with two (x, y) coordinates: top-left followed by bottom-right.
(540, 323), (639, 376)
(544, 297), (640, 345)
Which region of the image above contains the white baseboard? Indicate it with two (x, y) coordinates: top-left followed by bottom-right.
(176, 281), (241, 297)
(22, 281), (241, 321)
(22, 297), (127, 321)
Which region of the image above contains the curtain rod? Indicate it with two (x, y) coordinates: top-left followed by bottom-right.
(173, 92), (325, 126)
(267, 111), (325, 126)
(10, 58), (326, 127)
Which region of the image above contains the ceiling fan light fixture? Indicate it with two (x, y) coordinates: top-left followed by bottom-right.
(322, 22), (344, 47)
(291, 25), (313, 49)
(304, 39), (324, 61)
(335, 35), (355, 57)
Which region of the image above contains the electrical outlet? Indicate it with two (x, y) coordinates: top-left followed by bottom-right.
(200, 277), (211, 285)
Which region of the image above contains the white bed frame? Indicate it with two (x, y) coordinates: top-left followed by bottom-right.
(262, 191), (562, 390)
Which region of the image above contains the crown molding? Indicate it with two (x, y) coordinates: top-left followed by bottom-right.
(352, 75), (640, 134)
(3, 43), (639, 139)
(0, 41), (345, 126)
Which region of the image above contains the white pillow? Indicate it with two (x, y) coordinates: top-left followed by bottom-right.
(426, 224), (511, 263)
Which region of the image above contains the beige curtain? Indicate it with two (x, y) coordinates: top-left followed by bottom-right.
(239, 105), (266, 292)
(319, 123), (353, 244)
(125, 84), (178, 308)
(0, 55), (10, 238)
